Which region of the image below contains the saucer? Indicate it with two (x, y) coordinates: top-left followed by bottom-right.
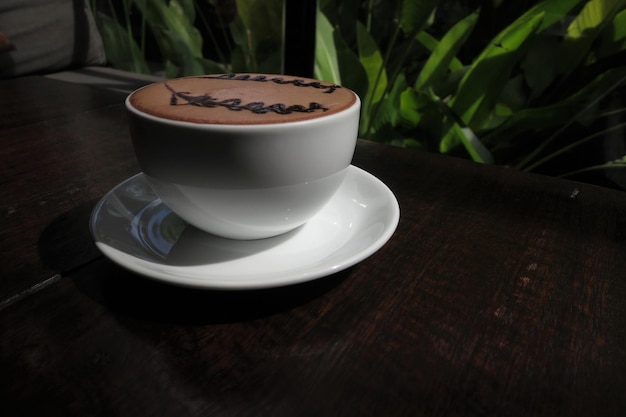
(89, 165), (399, 289)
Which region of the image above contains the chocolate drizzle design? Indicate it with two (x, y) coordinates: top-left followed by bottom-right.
(164, 74), (341, 116)
(203, 74), (340, 94)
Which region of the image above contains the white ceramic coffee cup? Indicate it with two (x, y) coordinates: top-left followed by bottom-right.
(126, 76), (360, 239)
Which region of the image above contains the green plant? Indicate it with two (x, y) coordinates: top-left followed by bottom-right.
(315, 0), (626, 179)
(91, 0), (626, 182)
(90, 0), (283, 77)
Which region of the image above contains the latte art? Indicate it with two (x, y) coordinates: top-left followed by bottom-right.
(202, 73), (340, 94)
(129, 73), (357, 125)
(165, 82), (329, 115)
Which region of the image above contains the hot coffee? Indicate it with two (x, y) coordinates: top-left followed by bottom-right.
(129, 73), (357, 125)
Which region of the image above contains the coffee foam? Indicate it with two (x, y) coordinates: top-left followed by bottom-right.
(129, 74), (357, 125)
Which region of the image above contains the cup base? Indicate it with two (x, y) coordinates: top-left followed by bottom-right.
(145, 169), (348, 240)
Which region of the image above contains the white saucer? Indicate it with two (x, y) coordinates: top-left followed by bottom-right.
(90, 165), (399, 289)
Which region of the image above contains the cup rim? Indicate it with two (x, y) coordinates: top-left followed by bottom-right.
(125, 84), (361, 131)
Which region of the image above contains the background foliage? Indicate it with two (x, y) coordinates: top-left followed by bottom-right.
(91, 0), (626, 186)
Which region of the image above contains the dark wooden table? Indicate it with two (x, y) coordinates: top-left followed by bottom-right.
(2, 75), (626, 417)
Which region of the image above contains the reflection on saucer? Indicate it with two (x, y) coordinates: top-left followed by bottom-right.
(164, 218), (298, 266)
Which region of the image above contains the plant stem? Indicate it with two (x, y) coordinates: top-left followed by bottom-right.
(363, 0), (409, 135)
(516, 73), (626, 171)
(366, 0), (375, 33)
(214, 3), (234, 59)
(596, 107), (626, 119)
(522, 120), (626, 172)
(137, 0), (146, 58)
(557, 160), (626, 179)
(194, 1), (228, 64)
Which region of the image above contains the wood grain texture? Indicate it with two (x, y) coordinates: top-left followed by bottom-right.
(0, 78), (138, 301)
(0, 77), (123, 130)
(2, 77), (626, 416)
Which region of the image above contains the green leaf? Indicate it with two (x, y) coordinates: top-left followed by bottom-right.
(427, 85), (493, 163)
(399, 89), (426, 126)
(257, 45), (283, 74)
(453, 124), (494, 164)
(159, 0), (203, 56)
(228, 17), (253, 72)
(415, 31), (438, 52)
(357, 21), (387, 103)
(235, 0), (283, 51)
(440, 11), (544, 152)
(199, 58), (228, 74)
(398, 0), (438, 35)
(414, 12), (478, 92)
(467, 0), (584, 92)
(94, 11), (150, 74)
(175, 0), (195, 19)
(526, 0), (586, 32)
(486, 103), (581, 145)
(557, 0), (626, 73)
(370, 74), (407, 132)
(403, 138), (424, 149)
(161, 29), (206, 76)
(567, 0), (625, 38)
(357, 20), (389, 136)
(229, 47), (249, 73)
(315, 10), (341, 84)
(415, 31), (464, 72)
(164, 59), (180, 79)
(595, 7), (626, 60)
(230, 0), (282, 73)
(521, 36), (560, 98)
(498, 74), (527, 113)
(132, 0), (205, 76)
(332, 26), (369, 100)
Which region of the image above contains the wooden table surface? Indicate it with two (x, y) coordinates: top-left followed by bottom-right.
(2, 75), (626, 416)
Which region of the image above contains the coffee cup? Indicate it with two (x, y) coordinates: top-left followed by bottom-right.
(126, 73), (360, 239)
